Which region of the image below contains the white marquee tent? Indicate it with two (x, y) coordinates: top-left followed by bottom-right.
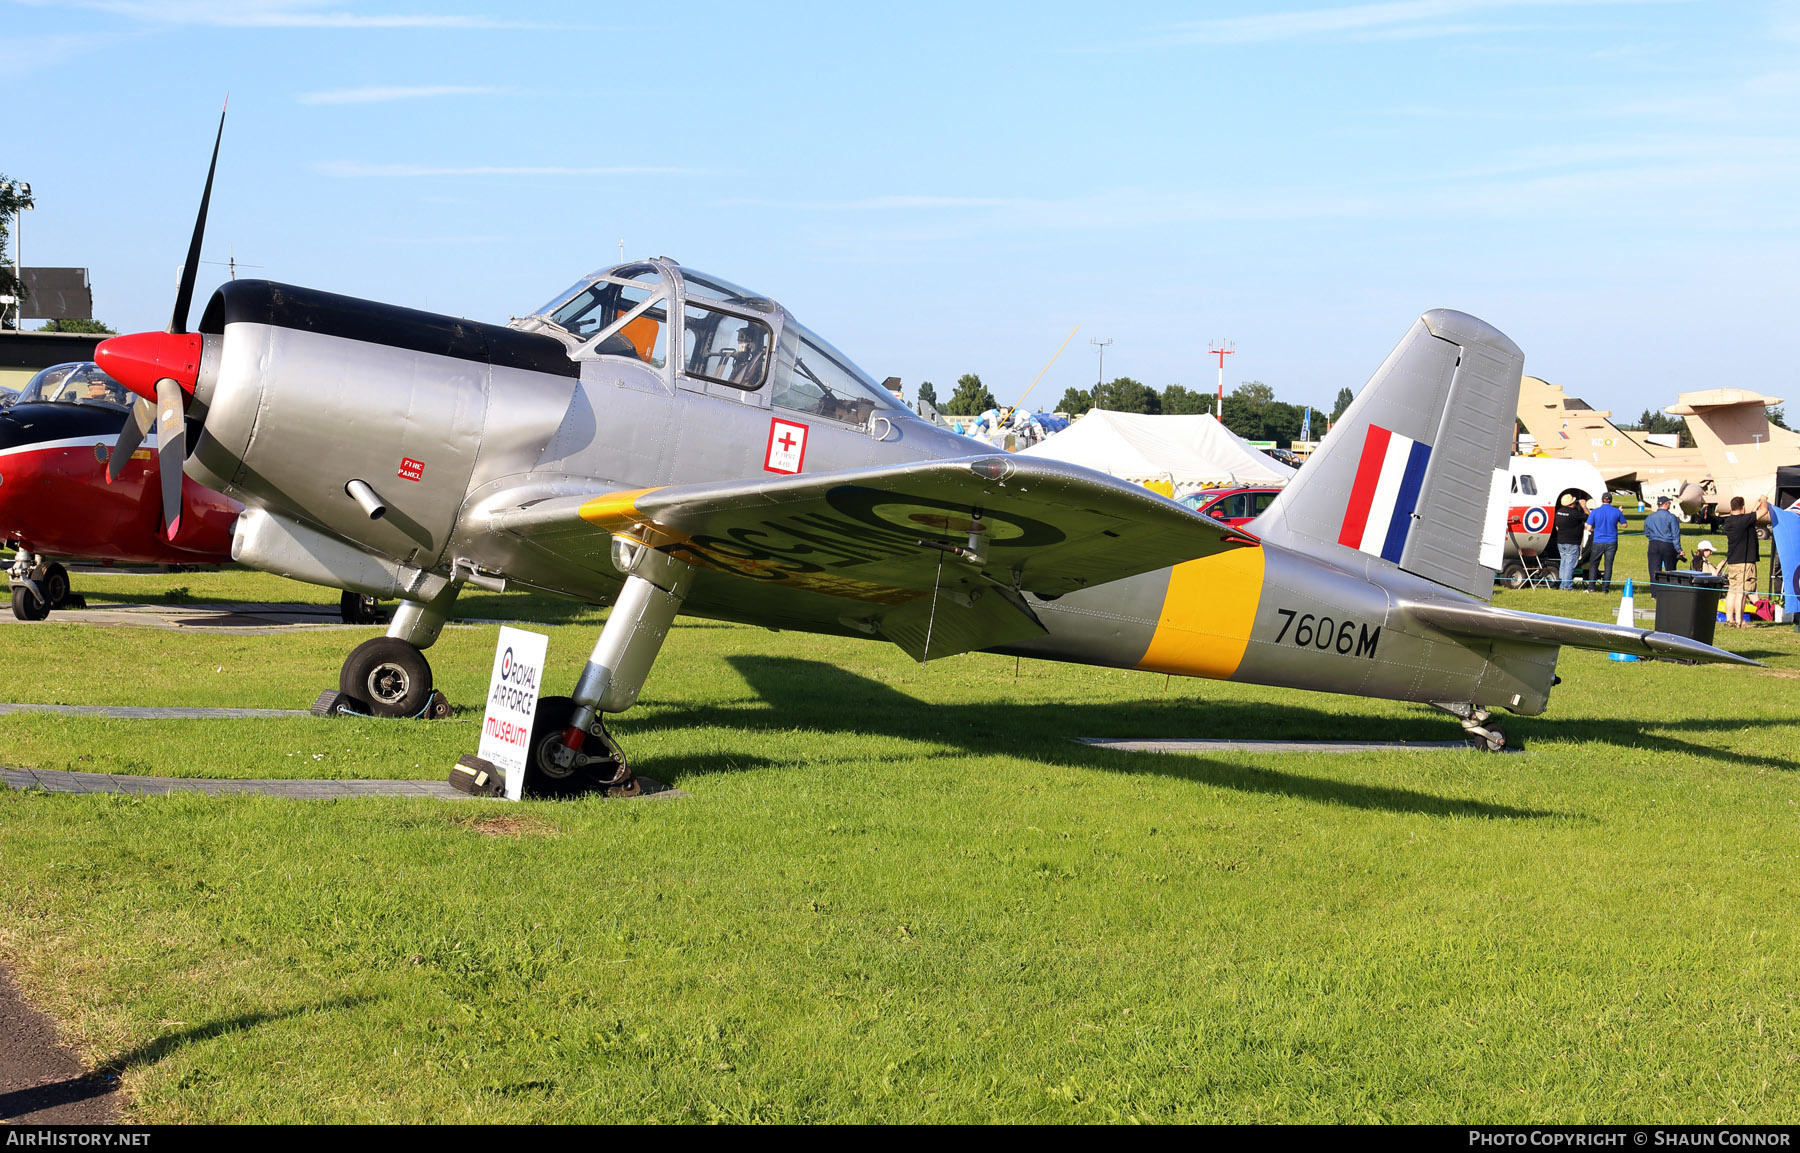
(1018, 409), (1295, 495)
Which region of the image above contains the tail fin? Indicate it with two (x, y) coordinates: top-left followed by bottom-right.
(1255, 309), (1524, 600)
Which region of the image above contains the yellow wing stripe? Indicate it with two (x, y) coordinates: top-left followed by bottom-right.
(577, 487), (665, 531)
(1136, 545), (1265, 680)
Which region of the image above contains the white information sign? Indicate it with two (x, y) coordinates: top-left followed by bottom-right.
(478, 626), (550, 802)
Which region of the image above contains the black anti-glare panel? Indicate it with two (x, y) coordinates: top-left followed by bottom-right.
(199, 279), (579, 379)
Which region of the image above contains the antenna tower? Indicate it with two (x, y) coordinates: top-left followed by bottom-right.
(1209, 340), (1236, 414)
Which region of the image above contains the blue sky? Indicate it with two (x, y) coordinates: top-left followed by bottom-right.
(5, 1), (1799, 419)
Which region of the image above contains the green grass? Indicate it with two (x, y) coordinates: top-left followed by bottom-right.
(1, 559), (1798, 1122)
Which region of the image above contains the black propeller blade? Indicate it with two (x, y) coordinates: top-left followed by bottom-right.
(171, 100), (227, 336)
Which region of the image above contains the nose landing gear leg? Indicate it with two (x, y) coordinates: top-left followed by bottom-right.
(519, 538), (694, 798)
(317, 584), (459, 718)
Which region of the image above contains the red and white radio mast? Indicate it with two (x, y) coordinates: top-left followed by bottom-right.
(1208, 340), (1235, 414)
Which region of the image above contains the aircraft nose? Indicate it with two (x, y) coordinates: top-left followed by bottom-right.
(95, 331), (204, 403)
(0, 409), (27, 452)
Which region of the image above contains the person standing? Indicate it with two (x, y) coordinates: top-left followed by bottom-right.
(1719, 494), (1771, 628)
(1555, 493), (1588, 590)
(1643, 495), (1683, 582)
(1587, 493), (1626, 593)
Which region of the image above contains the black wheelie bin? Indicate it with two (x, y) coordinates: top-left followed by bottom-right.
(1653, 570), (1726, 646)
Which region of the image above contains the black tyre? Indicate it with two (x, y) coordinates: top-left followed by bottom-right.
(338, 637), (434, 718)
(339, 590), (383, 624)
(522, 695), (630, 798)
(42, 563), (70, 609)
(1498, 562), (1528, 590)
(10, 584), (48, 621)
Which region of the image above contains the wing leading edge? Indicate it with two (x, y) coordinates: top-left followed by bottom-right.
(487, 455), (1256, 660)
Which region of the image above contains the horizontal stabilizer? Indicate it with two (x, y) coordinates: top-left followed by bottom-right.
(1402, 599), (1763, 666)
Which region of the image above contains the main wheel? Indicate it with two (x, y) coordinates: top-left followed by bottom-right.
(10, 585), (48, 621)
(339, 590), (382, 624)
(522, 695), (632, 798)
(42, 563), (70, 609)
(1498, 562), (1528, 590)
(338, 637), (434, 718)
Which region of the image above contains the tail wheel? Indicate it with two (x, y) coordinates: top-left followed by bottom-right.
(523, 695), (633, 798)
(10, 585), (49, 621)
(42, 563), (70, 609)
(338, 637), (433, 718)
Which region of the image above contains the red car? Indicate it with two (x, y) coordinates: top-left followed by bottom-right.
(1179, 485), (1282, 527)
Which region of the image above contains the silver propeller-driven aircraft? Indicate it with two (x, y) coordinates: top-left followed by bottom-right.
(95, 118), (1756, 796)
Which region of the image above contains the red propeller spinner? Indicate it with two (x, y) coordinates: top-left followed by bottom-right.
(94, 331), (203, 402)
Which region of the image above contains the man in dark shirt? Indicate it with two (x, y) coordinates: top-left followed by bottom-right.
(1643, 495), (1683, 582)
(1554, 493), (1588, 590)
(1720, 494), (1771, 627)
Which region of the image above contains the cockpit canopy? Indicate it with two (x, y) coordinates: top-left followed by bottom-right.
(519, 260), (899, 427)
(16, 362), (131, 410)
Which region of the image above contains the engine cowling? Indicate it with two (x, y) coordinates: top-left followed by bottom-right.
(183, 280), (578, 572)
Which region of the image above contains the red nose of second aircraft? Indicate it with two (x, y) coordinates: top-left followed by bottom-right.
(95, 331), (203, 402)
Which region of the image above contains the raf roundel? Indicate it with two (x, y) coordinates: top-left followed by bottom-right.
(1522, 505), (1550, 534)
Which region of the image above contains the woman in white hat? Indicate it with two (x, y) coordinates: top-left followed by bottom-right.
(1691, 540), (1723, 576)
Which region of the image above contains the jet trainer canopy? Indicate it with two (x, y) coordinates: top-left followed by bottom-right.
(16, 362), (131, 410)
(519, 259), (900, 428)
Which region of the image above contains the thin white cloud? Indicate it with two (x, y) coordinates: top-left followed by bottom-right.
(367, 235), (506, 244)
(0, 33), (94, 76)
(299, 85), (506, 105)
(1135, 0), (1686, 46)
(317, 161), (701, 177)
(727, 194), (1023, 211)
(25, 1), (580, 29)
(732, 133), (1800, 233)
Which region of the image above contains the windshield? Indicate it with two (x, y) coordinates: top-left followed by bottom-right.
(532, 263), (662, 321)
(16, 362), (131, 410)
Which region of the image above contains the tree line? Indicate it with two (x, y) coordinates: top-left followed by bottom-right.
(0, 175), (27, 329)
(917, 375), (1354, 449)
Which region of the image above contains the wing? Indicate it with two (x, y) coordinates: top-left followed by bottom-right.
(487, 454), (1255, 660)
